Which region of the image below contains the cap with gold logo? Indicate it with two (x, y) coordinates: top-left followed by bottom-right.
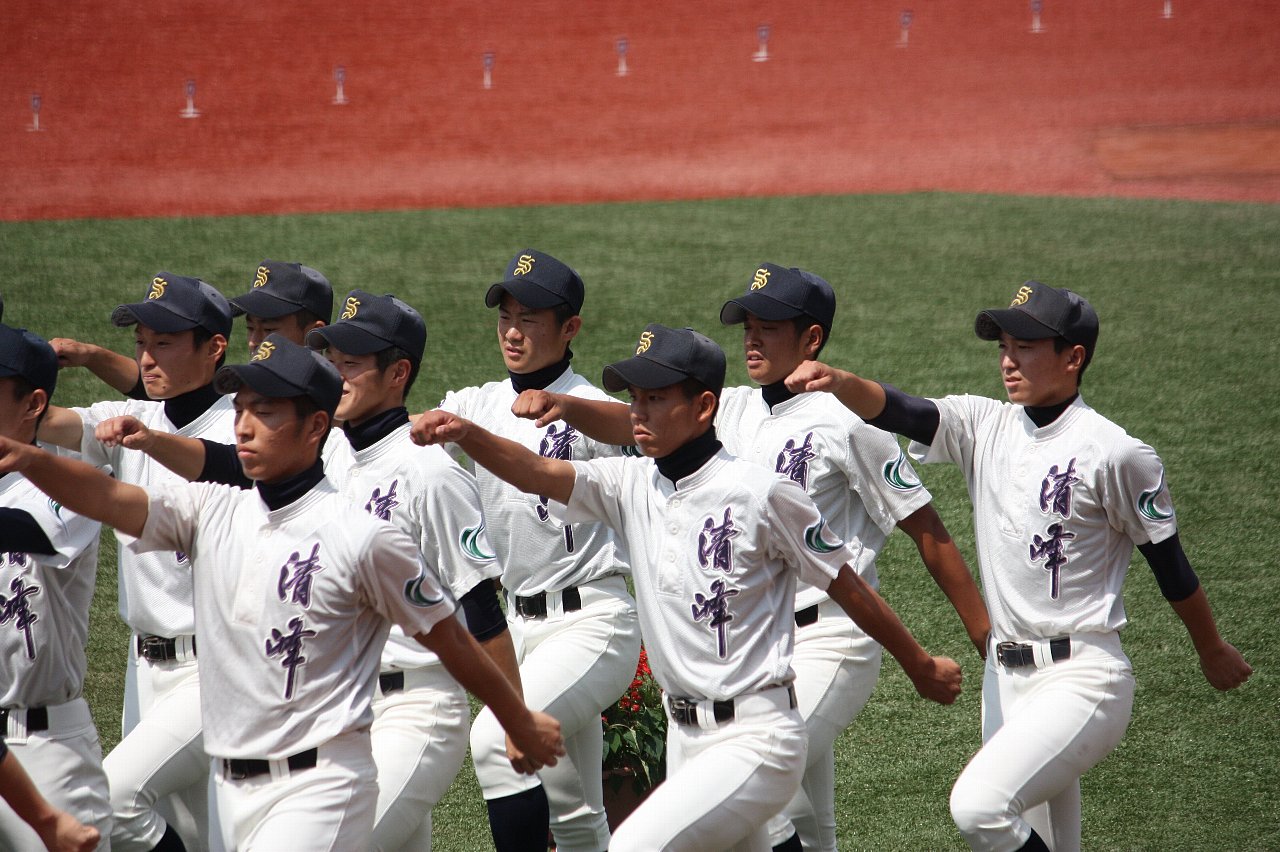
(602, 323), (726, 395)
(228, 260), (334, 322)
(214, 333), (342, 415)
(720, 263), (836, 330)
(111, 272), (232, 337)
(306, 289), (426, 364)
(974, 280), (1098, 362)
(484, 249), (585, 314)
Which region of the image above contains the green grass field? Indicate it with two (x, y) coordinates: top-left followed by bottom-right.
(1, 192), (1277, 849)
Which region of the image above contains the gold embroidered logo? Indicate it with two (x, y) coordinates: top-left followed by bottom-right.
(251, 341), (276, 362)
(513, 254), (535, 276)
(636, 331), (654, 354)
(751, 268), (770, 290)
(253, 266), (269, 288)
(148, 278), (167, 300)
(340, 296), (360, 320)
(1010, 285), (1034, 307)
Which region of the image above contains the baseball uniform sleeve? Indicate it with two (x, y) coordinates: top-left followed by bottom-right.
(72, 401), (129, 470)
(841, 421), (932, 539)
(1101, 440), (1179, 546)
(907, 393), (1002, 470)
(414, 462), (500, 599)
(436, 388), (477, 470)
(764, 477), (866, 590)
(123, 481), (219, 558)
(0, 495), (98, 569)
(356, 524), (456, 637)
(555, 458), (626, 532)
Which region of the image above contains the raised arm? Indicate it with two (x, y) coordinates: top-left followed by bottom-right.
(35, 406), (86, 452)
(785, 360), (887, 420)
(49, 338), (141, 396)
(0, 436), (149, 537)
(897, 504), (991, 657)
(825, 564), (963, 704)
(511, 389), (634, 446)
(95, 416), (208, 481)
(411, 410), (577, 505)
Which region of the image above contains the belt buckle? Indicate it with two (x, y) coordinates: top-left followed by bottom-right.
(996, 641), (1030, 668)
(139, 635), (171, 662)
(514, 593), (547, 618)
(667, 696), (696, 726)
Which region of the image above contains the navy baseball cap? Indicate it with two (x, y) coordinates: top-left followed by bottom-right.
(484, 249), (585, 314)
(603, 324), (726, 395)
(229, 261), (334, 322)
(720, 264), (836, 330)
(0, 324), (58, 396)
(111, 273), (233, 338)
(975, 281), (1099, 359)
(215, 334), (342, 416)
(305, 290), (426, 364)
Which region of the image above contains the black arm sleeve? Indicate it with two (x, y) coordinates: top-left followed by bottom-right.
(1137, 532), (1201, 602)
(867, 382), (941, 446)
(125, 374), (148, 401)
(197, 439), (252, 488)
(0, 509), (58, 556)
(459, 579), (508, 642)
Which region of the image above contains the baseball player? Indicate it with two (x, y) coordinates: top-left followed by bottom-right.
(787, 280), (1252, 852)
(39, 274), (236, 852)
(436, 250), (641, 851)
(0, 335), (566, 851)
(0, 325), (110, 851)
(414, 322), (964, 852)
(49, 259), (332, 395)
(0, 736), (101, 852)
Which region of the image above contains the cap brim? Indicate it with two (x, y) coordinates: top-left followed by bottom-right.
(602, 356), (689, 393)
(974, 308), (1058, 341)
(484, 280), (566, 311)
(719, 292), (804, 325)
(214, 363), (308, 399)
(111, 302), (199, 333)
(305, 323), (391, 355)
(229, 289), (303, 319)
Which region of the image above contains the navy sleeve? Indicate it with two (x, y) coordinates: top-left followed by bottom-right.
(459, 579), (508, 642)
(0, 508), (58, 556)
(868, 382), (941, 446)
(1137, 532), (1201, 602)
(198, 440), (252, 489)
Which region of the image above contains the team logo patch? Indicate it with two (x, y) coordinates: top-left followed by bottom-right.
(340, 296), (360, 320)
(1010, 285), (1034, 306)
(251, 340), (276, 361)
(635, 330), (654, 354)
(148, 277), (167, 300)
(804, 519), (843, 553)
(253, 266), (270, 288)
(751, 267), (770, 290)
(513, 254), (535, 276)
(1137, 471), (1174, 521)
(461, 523), (496, 561)
(882, 450), (922, 492)
(404, 574), (445, 608)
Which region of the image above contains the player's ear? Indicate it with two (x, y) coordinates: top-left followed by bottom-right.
(1065, 344), (1086, 373)
(206, 334), (228, 363)
(560, 315), (582, 341)
(695, 390), (717, 423)
(23, 388), (49, 424)
(803, 323), (824, 358)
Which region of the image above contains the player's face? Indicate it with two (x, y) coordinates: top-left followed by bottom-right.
(742, 314), (819, 385)
(325, 346), (403, 426)
(496, 294), (579, 375)
(232, 388), (324, 483)
(134, 325), (225, 400)
(997, 333), (1080, 407)
(244, 313), (319, 357)
(628, 383), (715, 458)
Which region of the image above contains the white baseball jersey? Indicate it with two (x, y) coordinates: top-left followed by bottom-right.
(911, 394), (1178, 640)
(75, 396), (235, 636)
(323, 422), (499, 670)
(557, 448), (864, 701)
(0, 451), (101, 708)
(126, 478), (455, 760)
(439, 369), (628, 595)
(717, 387), (932, 608)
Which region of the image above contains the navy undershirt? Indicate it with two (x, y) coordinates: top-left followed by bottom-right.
(655, 426), (722, 486)
(344, 407), (409, 452)
(163, 384), (223, 430)
(509, 352), (572, 394)
(761, 379), (797, 411)
(257, 459), (326, 512)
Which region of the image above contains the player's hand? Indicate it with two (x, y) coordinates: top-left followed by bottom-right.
(409, 410), (471, 446)
(511, 389), (567, 428)
(1198, 640), (1252, 690)
(785, 360), (844, 394)
(0, 435), (37, 475)
(504, 710), (565, 774)
(909, 655), (963, 705)
(47, 337), (98, 369)
(38, 809), (101, 852)
(95, 416), (154, 450)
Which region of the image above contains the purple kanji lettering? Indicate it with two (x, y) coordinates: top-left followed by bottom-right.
(536, 425), (579, 523)
(277, 543), (323, 607)
(691, 578), (740, 658)
(5, 552), (29, 568)
(264, 615), (317, 700)
(697, 508), (739, 574)
(0, 576), (41, 659)
(175, 551), (188, 564)
(365, 479), (400, 521)
(1039, 458), (1080, 518)
(775, 432), (816, 489)
(1029, 522), (1076, 599)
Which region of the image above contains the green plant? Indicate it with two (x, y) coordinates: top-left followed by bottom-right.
(602, 646), (666, 796)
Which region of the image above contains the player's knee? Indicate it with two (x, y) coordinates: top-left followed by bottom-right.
(949, 779), (1010, 845)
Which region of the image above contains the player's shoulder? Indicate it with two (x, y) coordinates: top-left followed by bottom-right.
(1067, 398), (1158, 463)
(82, 396), (162, 422)
(551, 369), (615, 401)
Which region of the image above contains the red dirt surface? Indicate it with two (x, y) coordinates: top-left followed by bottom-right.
(3, 0), (1279, 221)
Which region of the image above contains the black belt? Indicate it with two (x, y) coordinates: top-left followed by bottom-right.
(667, 687), (797, 727)
(0, 707), (48, 733)
(379, 671), (405, 693)
(512, 586), (582, 618)
(794, 605), (819, 628)
(222, 748), (318, 781)
(136, 634), (196, 662)
(995, 637), (1071, 668)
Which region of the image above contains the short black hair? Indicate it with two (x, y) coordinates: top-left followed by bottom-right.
(6, 375), (48, 432)
(375, 346), (420, 399)
(789, 316), (831, 359)
(288, 310), (327, 330)
(553, 302), (578, 326)
(1053, 337), (1092, 386)
(288, 395), (331, 451)
(190, 326), (227, 369)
